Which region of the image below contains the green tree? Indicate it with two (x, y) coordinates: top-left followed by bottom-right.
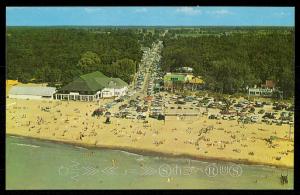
(111, 58), (136, 83)
(77, 51), (102, 73)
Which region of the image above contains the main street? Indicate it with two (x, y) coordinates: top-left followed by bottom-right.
(128, 40), (163, 100)
(105, 40), (163, 117)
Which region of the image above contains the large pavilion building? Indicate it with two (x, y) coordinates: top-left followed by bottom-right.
(54, 71), (128, 101)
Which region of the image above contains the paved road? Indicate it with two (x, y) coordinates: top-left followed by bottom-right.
(107, 40), (163, 115)
(129, 40), (163, 101)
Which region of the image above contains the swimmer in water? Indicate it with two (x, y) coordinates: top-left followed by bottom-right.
(139, 162), (144, 167)
(112, 159), (117, 167)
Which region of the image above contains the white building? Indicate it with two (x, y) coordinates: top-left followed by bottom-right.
(8, 86), (56, 100)
(248, 88), (274, 96)
(248, 87), (283, 98)
(176, 66), (194, 73)
(248, 80), (282, 98)
(101, 80), (128, 98)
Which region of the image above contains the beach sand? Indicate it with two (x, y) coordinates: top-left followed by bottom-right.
(6, 98), (294, 168)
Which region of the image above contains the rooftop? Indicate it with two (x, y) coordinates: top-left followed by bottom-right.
(9, 86), (56, 96)
(59, 71), (128, 93)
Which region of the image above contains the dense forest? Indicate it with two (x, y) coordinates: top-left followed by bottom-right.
(6, 26), (294, 98)
(6, 27), (157, 85)
(161, 28), (295, 98)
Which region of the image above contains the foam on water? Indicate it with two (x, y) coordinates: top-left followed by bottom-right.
(6, 135), (294, 189)
(11, 142), (40, 148)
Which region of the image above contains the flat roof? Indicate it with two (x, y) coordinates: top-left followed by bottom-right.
(9, 86), (56, 96)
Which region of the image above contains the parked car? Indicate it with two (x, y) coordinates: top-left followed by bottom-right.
(282, 120), (289, 124)
(258, 109), (265, 114)
(115, 98), (124, 103)
(273, 105), (284, 111)
(137, 114), (146, 120)
(263, 112), (275, 119)
(119, 104), (127, 110)
(136, 106), (142, 112)
(254, 102), (263, 107)
(176, 100), (186, 105)
(126, 114), (136, 119)
(241, 107), (248, 112)
(209, 114), (217, 119)
(229, 116), (236, 120)
(142, 106), (148, 112)
(222, 116), (229, 120)
(149, 112), (159, 119)
(251, 115), (259, 122)
(239, 116), (251, 124)
(249, 107), (255, 113)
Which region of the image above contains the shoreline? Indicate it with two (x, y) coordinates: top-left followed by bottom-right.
(6, 133), (293, 169)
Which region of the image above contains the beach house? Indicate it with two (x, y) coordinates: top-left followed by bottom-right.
(54, 71), (128, 101)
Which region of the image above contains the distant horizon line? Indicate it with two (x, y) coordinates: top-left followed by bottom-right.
(6, 25), (294, 28)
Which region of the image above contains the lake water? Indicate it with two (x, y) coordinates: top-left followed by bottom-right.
(6, 135), (293, 189)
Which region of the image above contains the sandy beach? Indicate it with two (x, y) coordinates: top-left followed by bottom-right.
(6, 98), (294, 168)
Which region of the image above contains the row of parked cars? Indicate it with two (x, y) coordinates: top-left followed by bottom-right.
(146, 43), (163, 96)
(208, 110), (293, 125)
(116, 96), (149, 120)
(135, 67), (146, 91)
(161, 94), (294, 125)
(149, 94), (165, 120)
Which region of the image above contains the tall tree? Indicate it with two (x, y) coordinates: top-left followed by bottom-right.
(77, 51), (102, 73)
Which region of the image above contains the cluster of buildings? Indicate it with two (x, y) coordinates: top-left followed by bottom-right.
(7, 71), (128, 101)
(248, 80), (283, 98)
(163, 67), (205, 92)
(7, 67), (284, 101)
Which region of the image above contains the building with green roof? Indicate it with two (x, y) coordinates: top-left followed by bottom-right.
(55, 71), (128, 101)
